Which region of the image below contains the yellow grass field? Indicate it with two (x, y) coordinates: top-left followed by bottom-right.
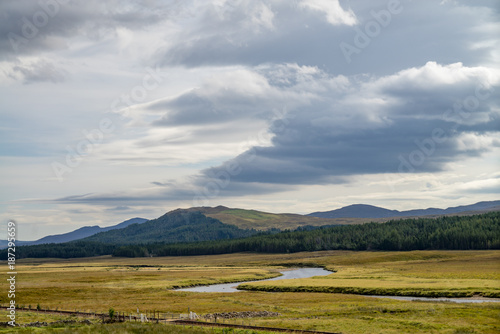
(240, 250), (500, 297)
(1, 250), (499, 333)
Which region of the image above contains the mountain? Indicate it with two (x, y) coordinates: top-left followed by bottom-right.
(33, 217), (149, 244)
(7, 200), (497, 249)
(308, 204), (399, 219)
(168, 201), (500, 230)
(308, 201), (500, 219)
(0, 217), (148, 248)
(82, 211), (257, 245)
(168, 205), (366, 230)
(8, 203), (500, 259)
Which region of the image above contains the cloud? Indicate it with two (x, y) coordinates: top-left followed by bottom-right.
(298, 0), (357, 26)
(10, 59), (68, 84)
(154, 0), (360, 68)
(199, 62), (500, 190)
(106, 205), (133, 212)
(148, 69), (282, 126)
(60, 62), (499, 204)
(3, 0), (500, 240)
(0, 0), (185, 59)
(99, 64), (324, 166)
(457, 174), (500, 194)
(155, 0), (500, 76)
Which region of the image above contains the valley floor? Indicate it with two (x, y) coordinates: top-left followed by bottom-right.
(1, 250), (499, 333)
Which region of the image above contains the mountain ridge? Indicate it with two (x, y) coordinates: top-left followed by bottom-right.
(308, 201), (500, 219)
(6, 200), (499, 248)
(0, 217), (148, 248)
(82, 211), (256, 245)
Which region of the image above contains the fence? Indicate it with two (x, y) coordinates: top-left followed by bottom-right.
(4, 305), (342, 333)
(1, 305), (187, 324)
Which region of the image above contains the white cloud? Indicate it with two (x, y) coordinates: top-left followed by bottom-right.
(373, 62), (500, 91)
(299, 0), (357, 26)
(455, 132), (500, 152)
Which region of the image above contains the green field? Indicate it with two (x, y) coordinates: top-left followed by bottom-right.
(1, 250), (499, 333)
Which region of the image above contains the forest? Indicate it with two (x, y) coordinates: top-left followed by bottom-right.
(117, 212), (499, 257)
(4, 212), (499, 259)
(83, 211), (257, 244)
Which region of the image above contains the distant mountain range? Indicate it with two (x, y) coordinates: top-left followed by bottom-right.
(0, 217), (147, 248)
(307, 201), (500, 219)
(5, 201), (499, 249)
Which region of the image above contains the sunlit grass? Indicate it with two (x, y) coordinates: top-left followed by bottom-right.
(0, 250), (499, 333)
(0, 315), (278, 334)
(239, 250), (500, 297)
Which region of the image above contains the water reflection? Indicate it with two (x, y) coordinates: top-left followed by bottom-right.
(177, 267), (332, 293)
(177, 268), (500, 303)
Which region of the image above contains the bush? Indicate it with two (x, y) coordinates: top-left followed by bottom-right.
(108, 307), (115, 320)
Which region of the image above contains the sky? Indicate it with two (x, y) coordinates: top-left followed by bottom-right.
(1, 0), (499, 241)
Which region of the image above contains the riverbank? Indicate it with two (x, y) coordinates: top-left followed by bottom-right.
(366, 295), (500, 303)
(236, 250), (500, 299)
(3, 250), (499, 333)
(178, 268), (333, 292)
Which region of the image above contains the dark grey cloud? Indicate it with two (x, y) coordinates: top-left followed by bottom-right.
(147, 70), (292, 127)
(155, 1), (355, 69)
(49, 178), (291, 207)
(197, 63), (500, 189)
(150, 89), (277, 126)
(156, 0), (500, 76)
(110, 60), (500, 199)
(106, 206), (132, 212)
(52, 190), (190, 205)
(48, 60), (499, 205)
(0, 0), (184, 59)
(10, 59), (68, 84)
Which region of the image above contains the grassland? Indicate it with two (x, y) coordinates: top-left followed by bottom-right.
(239, 251), (500, 298)
(0, 310), (275, 334)
(1, 250), (499, 333)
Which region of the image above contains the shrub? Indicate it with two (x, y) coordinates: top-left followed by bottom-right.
(109, 307), (115, 320)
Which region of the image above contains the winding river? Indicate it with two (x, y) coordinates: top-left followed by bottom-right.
(177, 268), (500, 303)
(178, 268), (332, 293)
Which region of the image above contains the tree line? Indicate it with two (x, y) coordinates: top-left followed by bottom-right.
(3, 212), (498, 259)
(114, 212), (500, 257)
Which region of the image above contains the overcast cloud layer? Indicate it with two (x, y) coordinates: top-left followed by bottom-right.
(1, 0), (499, 240)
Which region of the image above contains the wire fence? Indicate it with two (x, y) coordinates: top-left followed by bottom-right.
(4, 305), (342, 334)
